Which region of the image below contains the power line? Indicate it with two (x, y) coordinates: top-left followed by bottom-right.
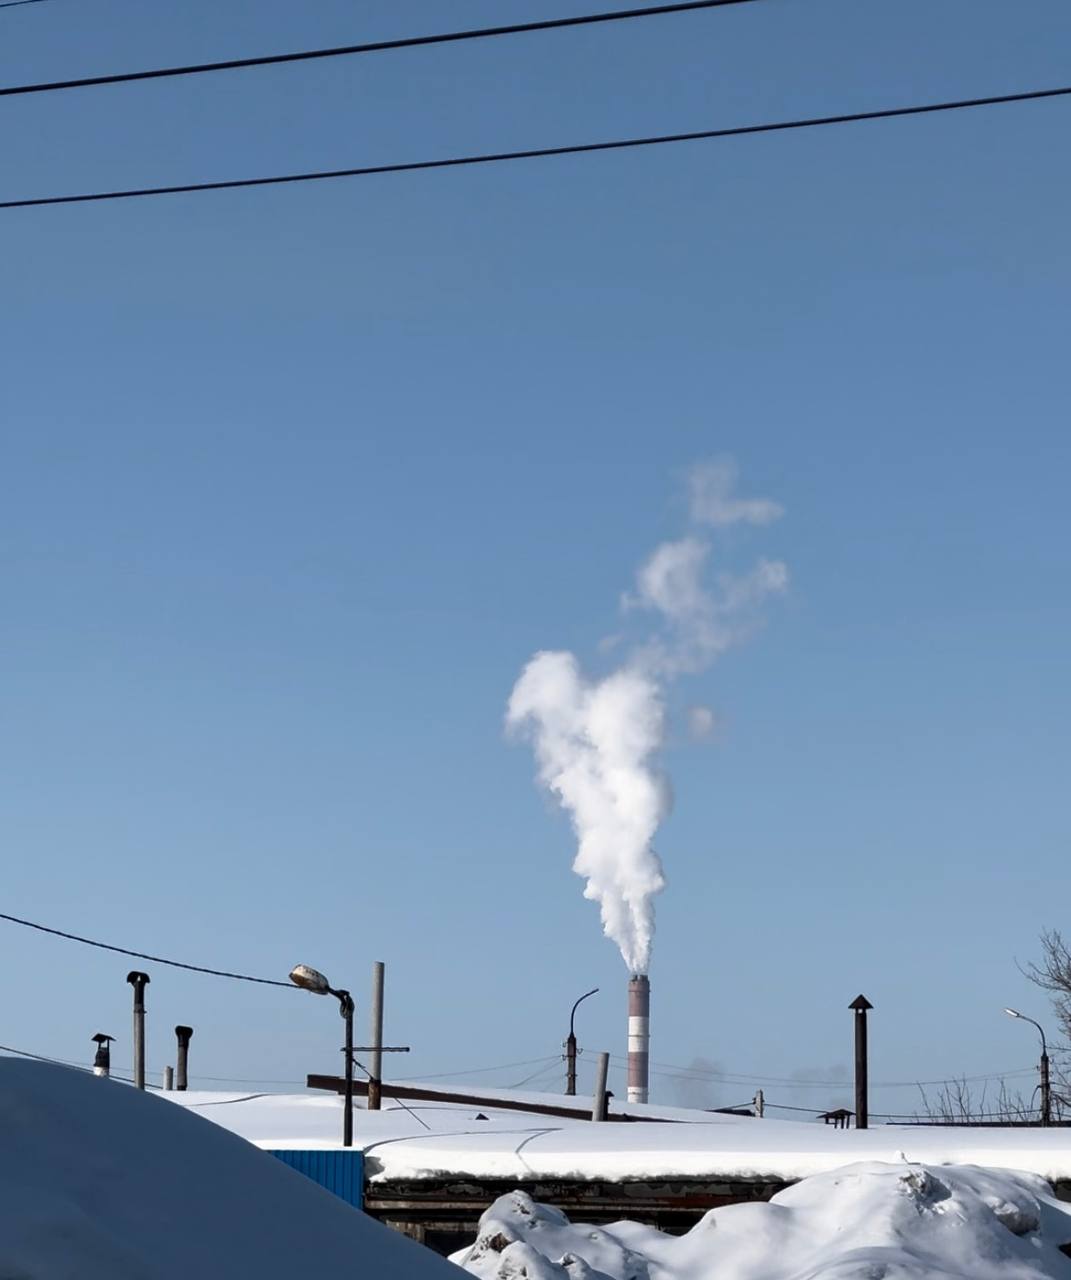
(510, 1061), (566, 1089)
(0, 1041), (155, 1088)
(396, 1055), (561, 1082)
(0, 910), (296, 988)
(0, 0), (49, 9)
(0, 1041), (88, 1069)
(4, 83), (1068, 212)
(0, 1), (762, 100)
(615, 1054), (1037, 1090)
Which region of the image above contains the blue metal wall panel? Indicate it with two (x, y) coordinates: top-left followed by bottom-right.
(270, 1149), (364, 1209)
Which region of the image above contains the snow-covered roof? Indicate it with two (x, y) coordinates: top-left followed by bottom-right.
(168, 1084), (1071, 1186)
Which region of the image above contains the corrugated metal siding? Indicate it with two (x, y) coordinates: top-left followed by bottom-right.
(270, 1149), (364, 1209)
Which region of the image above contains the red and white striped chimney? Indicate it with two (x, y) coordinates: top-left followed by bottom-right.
(627, 974), (650, 1105)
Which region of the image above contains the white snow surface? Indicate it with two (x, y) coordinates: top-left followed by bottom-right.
(453, 1165), (1071, 1279)
(0, 1059), (458, 1279)
(170, 1086), (1071, 1187)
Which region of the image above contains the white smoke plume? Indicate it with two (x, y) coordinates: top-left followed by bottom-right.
(507, 461), (786, 974)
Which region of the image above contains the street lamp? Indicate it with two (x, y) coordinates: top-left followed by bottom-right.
(565, 988), (599, 1097)
(291, 965), (355, 1146)
(1003, 1008), (1052, 1126)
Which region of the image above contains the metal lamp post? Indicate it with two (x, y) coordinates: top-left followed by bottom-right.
(565, 987), (598, 1096)
(1003, 1008), (1052, 1126)
(291, 964), (355, 1146)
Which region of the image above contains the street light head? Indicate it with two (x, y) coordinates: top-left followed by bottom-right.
(289, 964), (331, 995)
(1004, 1008), (1022, 1019)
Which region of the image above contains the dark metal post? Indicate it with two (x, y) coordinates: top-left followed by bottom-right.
(336, 990), (355, 1147)
(566, 987), (598, 1097)
(127, 971), (150, 1090)
(175, 1025), (193, 1091)
(592, 1051), (609, 1121)
(1041, 1049), (1052, 1127)
(92, 1033), (115, 1078)
(368, 962), (384, 1112)
(850, 994), (872, 1129)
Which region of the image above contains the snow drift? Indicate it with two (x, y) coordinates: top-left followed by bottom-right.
(0, 1058), (456, 1279)
(455, 1163), (1071, 1279)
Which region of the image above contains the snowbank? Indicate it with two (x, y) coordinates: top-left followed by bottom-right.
(454, 1164), (1071, 1279)
(0, 1059), (457, 1279)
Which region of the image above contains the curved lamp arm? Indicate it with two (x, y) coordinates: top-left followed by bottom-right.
(569, 988), (599, 1039)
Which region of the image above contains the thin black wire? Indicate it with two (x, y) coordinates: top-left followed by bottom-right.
(0, 1), (762, 99)
(0, 910), (295, 987)
(0, 1041), (158, 1089)
(510, 1061), (566, 1089)
(350, 1054), (432, 1131)
(0, 1041), (87, 1069)
(0, 0), (49, 8)
(396, 1055), (560, 1082)
(611, 1053), (1036, 1090)
(4, 83), (1069, 212)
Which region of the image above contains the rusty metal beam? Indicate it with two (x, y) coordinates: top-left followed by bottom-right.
(304, 1074), (665, 1122)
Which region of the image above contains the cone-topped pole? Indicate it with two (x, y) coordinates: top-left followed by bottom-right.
(850, 995), (873, 1130)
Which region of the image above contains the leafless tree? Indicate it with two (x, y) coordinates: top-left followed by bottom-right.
(1023, 930), (1071, 1045)
(1022, 929), (1071, 1102)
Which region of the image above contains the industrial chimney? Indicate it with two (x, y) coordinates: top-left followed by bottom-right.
(627, 974), (650, 1105)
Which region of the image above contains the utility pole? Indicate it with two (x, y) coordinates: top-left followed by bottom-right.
(1003, 1009), (1052, 1127)
(592, 1051), (609, 1121)
(1041, 1050), (1052, 1126)
(565, 987), (598, 1097)
(753, 1088), (764, 1118)
(127, 971), (150, 1090)
(368, 962), (385, 1111)
(850, 994), (873, 1130)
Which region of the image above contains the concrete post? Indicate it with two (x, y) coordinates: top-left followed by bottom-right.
(368, 962), (385, 1111)
(592, 1051), (609, 1121)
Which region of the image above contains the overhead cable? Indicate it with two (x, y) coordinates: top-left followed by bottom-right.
(0, 910), (295, 988)
(3, 84), (1068, 212)
(396, 1055), (561, 1082)
(614, 1053), (1037, 1090)
(0, 1), (763, 99)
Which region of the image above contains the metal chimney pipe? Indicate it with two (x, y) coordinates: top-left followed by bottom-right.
(627, 974), (650, 1105)
(175, 1025), (193, 1091)
(163, 1065), (174, 1091)
(91, 1033), (115, 1079)
(126, 972), (150, 1090)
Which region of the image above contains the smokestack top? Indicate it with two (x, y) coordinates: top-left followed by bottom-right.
(629, 973), (650, 985)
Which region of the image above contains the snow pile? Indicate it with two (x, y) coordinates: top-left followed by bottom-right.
(454, 1163), (1071, 1279)
(0, 1059), (457, 1279)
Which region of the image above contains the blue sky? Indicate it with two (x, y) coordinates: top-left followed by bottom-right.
(1, 0), (1068, 1115)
